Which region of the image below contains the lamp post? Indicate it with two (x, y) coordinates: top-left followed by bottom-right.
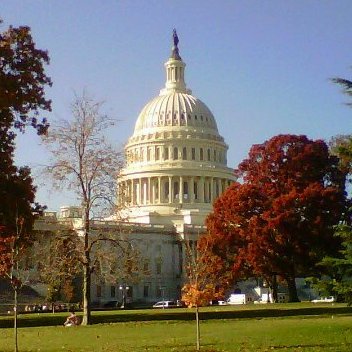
(119, 284), (129, 309)
(159, 286), (165, 308)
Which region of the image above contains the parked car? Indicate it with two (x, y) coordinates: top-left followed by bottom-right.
(209, 299), (227, 306)
(311, 296), (335, 303)
(103, 301), (119, 308)
(152, 300), (178, 308)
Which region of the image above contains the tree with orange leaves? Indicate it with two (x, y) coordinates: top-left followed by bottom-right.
(201, 135), (346, 302)
(0, 218), (37, 352)
(182, 239), (223, 351)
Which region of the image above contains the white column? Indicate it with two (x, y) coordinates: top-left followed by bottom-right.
(200, 177), (205, 203)
(219, 178), (223, 195)
(204, 178), (208, 202)
(151, 178), (155, 204)
(210, 177), (214, 203)
(179, 176), (183, 204)
(190, 177), (194, 203)
(143, 180), (147, 204)
(158, 176), (161, 203)
(168, 176), (172, 203)
(139, 178), (142, 204)
(148, 177), (151, 204)
(131, 180), (134, 205)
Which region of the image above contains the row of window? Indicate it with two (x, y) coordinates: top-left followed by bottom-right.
(130, 131), (222, 143)
(146, 116), (213, 128)
(96, 285), (133, 299)
(96, 284), (174, 299)
(149, 112), (215, 127)
(127, 145), (226, 164)
(158, 112), (209, 122)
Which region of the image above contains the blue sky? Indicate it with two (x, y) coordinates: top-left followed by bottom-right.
(2, 0), (352, 211)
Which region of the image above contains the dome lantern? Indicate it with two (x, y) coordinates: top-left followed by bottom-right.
(160, 29), (192, 95)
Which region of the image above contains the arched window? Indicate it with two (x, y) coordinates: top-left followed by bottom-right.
(191, 148), (196, 160)
(164, 146), (169, 160)
(207, 149), (211, 161)
(200, 148), (203, 161)
(183, 182), (188, 200)
(182, 147), (187, 160)
(173, 147), (178, 160)
(164, 181), (169, 200)
(174, 181), (179, 199)
(155, 147), (160, 160)
(147, 148), (151, 161)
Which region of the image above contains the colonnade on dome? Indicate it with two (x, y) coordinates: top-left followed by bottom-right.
(119, 175), (232, 207)
(126, 142), (227, 166)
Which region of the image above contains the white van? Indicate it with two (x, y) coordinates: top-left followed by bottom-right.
(152, 300), (178, 308)
(227, 294), (246, 305)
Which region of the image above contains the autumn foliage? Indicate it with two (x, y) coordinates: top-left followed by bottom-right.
(181, 240), (222, 351)
(182, 283), (217, 308)
(201, 135), (346, 302)
(182, 240), (223, 308)
(0, 21), (51, 260)
(0, 24), (51, 135)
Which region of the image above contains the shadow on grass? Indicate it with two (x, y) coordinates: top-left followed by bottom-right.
(0, 306), (351, 329)
(271, 342), (352, 350)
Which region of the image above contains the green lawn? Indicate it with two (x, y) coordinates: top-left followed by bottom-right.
(0, 303), (351, 351)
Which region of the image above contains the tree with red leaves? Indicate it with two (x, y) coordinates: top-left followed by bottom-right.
(0, 19), (51, 351)
(202, 135), (346, 302)
(0, 20), (51, 233)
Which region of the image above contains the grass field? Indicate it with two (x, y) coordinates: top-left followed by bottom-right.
(0, 303), (351, 351)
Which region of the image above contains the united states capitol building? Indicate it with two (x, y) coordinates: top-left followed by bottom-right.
(36, 32), (235, 305)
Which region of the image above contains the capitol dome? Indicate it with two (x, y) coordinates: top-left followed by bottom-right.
(118, 31), (235, 226)
(133, 92), (219, 136)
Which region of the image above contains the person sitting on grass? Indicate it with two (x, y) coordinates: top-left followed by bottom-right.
(64, 311), (80, 327)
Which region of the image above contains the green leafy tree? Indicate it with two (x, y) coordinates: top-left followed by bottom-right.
(331, 76), (352, 107)
(309, 223), (352, 304)
(310, 74), (352, 303)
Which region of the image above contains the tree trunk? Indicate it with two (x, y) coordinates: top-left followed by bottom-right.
(14, 288), (18, 352)
(195, 306), (200, 351)
(81, 261), (91, 325)
(81, 220), (91, 325)
(271, 274), (278, 303)
(286, 277), (299, 302)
